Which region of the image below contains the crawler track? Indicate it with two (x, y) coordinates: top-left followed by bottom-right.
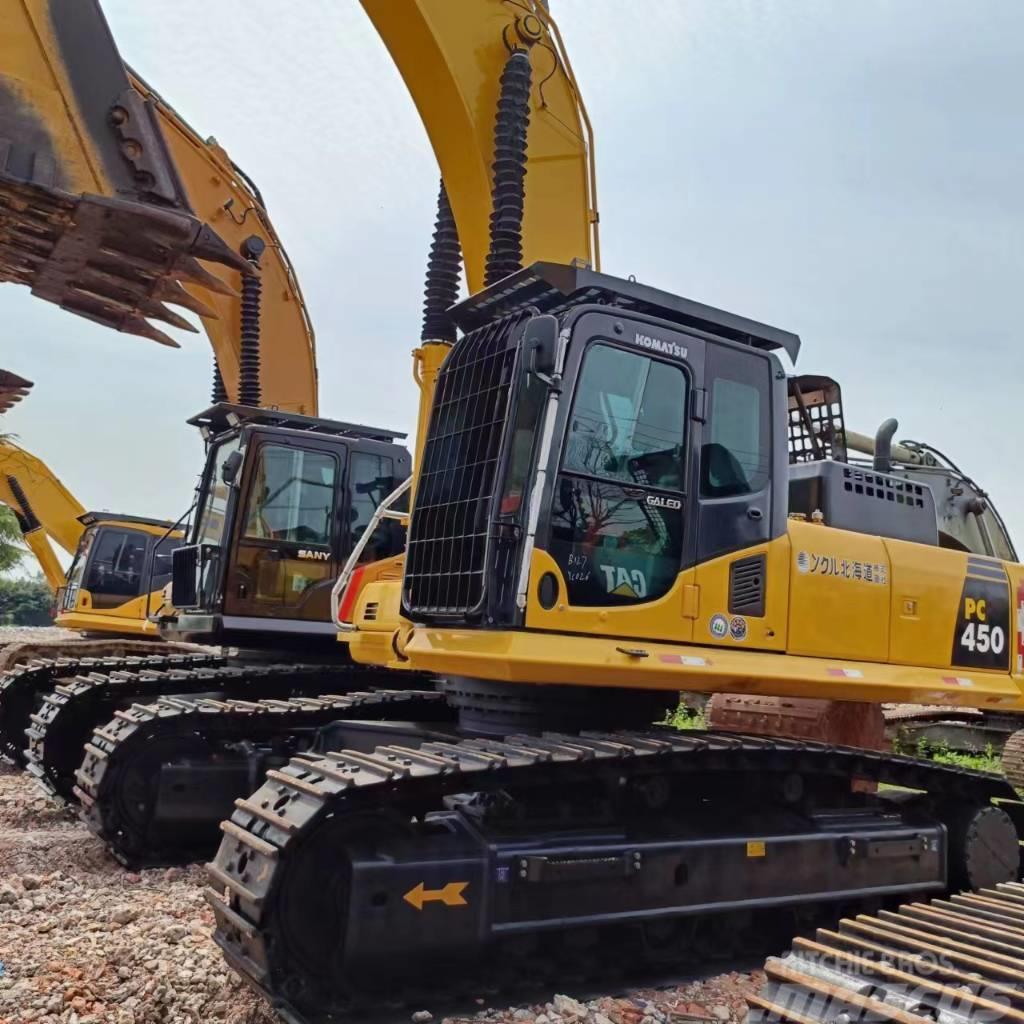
(749, 883), (1024, 1024)
(0, 652), (224, 764)
(75, 688), (450, 867)
(208, 731), (1020, 1024)
(23, 660), (370, 801)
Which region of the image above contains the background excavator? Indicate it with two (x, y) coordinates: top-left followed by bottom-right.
(0, 374), (185, 640)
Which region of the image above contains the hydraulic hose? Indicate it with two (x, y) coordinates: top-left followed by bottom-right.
(421, 181), (462, 344)
(484, 49), (533, 288)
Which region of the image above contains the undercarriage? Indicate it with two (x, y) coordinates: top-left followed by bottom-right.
(206, 686), (1023, 1024)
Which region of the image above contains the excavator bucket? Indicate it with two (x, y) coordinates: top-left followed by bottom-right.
(0, 370), (33, 415)
(0, 0), (250, 346)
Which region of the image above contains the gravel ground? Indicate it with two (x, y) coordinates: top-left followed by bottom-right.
(0, 628), (764, 1024)
(0, 766), (764, 1024)
(0, 625), (78, 645)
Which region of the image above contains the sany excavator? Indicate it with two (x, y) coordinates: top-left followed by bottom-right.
(185, 7), (1024, 1022)
(0, 0), (324, 672)
(0, 2), (429, 826)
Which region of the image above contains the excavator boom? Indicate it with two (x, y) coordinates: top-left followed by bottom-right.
(363, 0), (599, 294)
(1, 0), (317, 412)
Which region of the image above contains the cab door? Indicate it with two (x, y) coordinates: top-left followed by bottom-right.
(533, 318), (704, 642)
(225, 438), (345, 622)
(693, 343), (786, 651)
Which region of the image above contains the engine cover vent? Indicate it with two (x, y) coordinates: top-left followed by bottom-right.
(729, 555), (766, 616)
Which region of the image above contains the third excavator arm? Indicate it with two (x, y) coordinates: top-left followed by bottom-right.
(0, 374), (187, 641)
(2, 0), (318, 412)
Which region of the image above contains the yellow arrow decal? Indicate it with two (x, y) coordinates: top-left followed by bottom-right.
(403, 881), (469, 910)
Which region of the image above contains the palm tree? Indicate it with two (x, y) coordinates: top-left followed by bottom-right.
(0, 506), (25, 574)
(0, 432), (25, 574)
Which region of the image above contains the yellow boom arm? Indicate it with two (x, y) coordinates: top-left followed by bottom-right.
(0, 437), (86, 589)
(1, 1), (317, 413)
(363, 0), (599, 293)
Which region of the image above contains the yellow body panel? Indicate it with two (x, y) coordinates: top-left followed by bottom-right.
(402, 627), (1024, 710)
(362, 0), (597, 295)
(786, 522), (892, 662)
(694, 540), (791, 653)
(886, 538), (971, 668)
(2, 2), (111, 195)
(56, 588), (163, 637)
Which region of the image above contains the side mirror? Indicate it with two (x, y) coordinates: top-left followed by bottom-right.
(221, 450), (243, 485)
(523, 314), (559, 377)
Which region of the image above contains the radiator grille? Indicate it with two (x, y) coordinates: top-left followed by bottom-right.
(404, 311), (530, 618)
(729, 554), (766, 616)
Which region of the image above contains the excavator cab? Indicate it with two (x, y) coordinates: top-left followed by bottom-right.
(165, 404), (410, 650)
(402, 261), (796, 636)
(57, 513), (182, 636)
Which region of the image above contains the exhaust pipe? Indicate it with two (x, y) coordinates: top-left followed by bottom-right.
(873, 418), (899, 474)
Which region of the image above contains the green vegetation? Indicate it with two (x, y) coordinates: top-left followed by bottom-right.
(0, 575), (54, 626)
(0, 506), (25, 574)
(903, 736), (1002, 776)
(664, 700), (707, 731)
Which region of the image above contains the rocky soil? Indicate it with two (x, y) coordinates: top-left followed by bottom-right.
(0, 631), (764, 1024)
(0, 764), (765, 1024)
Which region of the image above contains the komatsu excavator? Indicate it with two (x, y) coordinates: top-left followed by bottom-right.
(193, 6), (1024, 1021)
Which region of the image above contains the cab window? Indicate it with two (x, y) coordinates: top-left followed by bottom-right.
(85, 530), (147, 597)
(701, 346), (771, 498)
(244, 445), (337, 546)
(349, 452), (404, 562)
(551, 344), (687, 607)
(196, 437), (240, 546)
(564, 344), (687, 491)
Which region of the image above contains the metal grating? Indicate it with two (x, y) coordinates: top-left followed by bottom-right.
(788, 375), (847, 464)
(404, 311), (531, 618)
(842, 466), (927, 508)
(729, 555), (766, 616)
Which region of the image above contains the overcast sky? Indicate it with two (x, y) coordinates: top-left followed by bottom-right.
(4, 1), (1022, 553)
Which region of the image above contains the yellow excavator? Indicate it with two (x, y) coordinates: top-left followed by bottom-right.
(5, 3), (1022, 1017)
(0, 383), (183, 637)
(3, 1), (318, 412)
(192, 4), (1024, 1019)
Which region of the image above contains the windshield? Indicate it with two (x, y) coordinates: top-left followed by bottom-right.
(195, 436), (241, 546)
(65, 529), (96, 587)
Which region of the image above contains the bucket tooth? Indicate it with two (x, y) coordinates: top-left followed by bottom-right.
(174, 255), (239, 298)
(138, 300), (198, 333)
(154, 279), (219, 319)
(190, 223), (253, 274)
(120, 318), (180, 348)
